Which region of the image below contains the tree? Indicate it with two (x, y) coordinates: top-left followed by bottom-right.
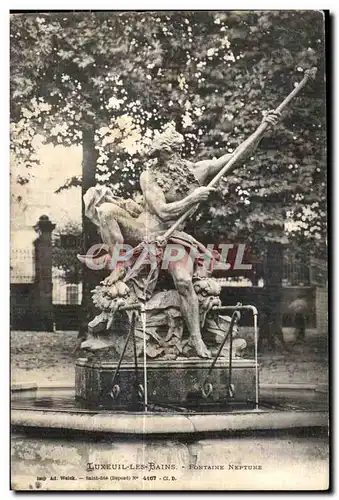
(10, 11), (170, 334)
(11, 11), (326, 348)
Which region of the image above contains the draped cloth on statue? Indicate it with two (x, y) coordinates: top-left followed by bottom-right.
(83, 185), (143, 225)
(82, 185), (220, 300)
(123, 231), (220, 300)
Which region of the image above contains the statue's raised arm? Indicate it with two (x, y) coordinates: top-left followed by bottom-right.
(140, 170), (215, 225)
(193, 110), (281, 185)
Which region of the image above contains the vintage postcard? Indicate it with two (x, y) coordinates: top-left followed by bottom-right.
(10, 10), (329, 491)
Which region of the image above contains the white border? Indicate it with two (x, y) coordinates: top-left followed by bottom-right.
(3, 4), (334, 499)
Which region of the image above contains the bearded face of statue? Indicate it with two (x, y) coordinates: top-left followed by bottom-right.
(158, 144), (182, 162)
(170, 131), (185, 153)
(148, 125), (185, 160)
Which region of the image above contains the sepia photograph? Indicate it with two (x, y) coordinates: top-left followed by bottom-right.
(10, 10), (328, 491)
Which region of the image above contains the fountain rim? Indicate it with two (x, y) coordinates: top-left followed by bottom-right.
(11, 383), (328, 436)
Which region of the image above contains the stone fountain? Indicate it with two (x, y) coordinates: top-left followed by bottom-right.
(10, 75), (328, 490)
(73, 121), (265, 412)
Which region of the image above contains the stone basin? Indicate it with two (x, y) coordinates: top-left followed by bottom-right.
(11, 383), (329, 491)
(75, 357), (257, 410)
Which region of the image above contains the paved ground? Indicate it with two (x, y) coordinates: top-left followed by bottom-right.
(10, 328), (328, 387)
(258, 328), (328, 387)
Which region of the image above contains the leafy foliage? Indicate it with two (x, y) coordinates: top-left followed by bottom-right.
(10, 11), (326, 257)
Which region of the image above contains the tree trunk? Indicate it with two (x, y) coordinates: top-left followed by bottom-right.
(77, 123), (104, 341)
(258, 242), (287, 352)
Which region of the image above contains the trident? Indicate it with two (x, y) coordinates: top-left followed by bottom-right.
(161, 67), (318, 240)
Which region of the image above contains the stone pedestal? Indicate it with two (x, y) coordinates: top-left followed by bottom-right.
(75, 358), (257, 410)
(33, 215), (56, 331)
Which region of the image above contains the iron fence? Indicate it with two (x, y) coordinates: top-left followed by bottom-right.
(10, 247), (35, 284)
